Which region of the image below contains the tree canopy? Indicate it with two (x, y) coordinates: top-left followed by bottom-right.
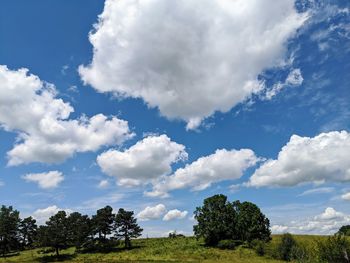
(194, 194), (270, 246)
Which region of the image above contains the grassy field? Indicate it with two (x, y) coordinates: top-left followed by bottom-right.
(0, 235), (327, 263)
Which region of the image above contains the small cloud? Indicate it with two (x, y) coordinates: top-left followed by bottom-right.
(98, 179), (110, 189)
(137, 204), (166, 221)
(163, 209), (188, 221)
(67, 85), (79, 93)
(22, 171), (64, 189)
(298, 187), (334, 196)
(61, 65), (69, 75)
(229, 184), (240, 193)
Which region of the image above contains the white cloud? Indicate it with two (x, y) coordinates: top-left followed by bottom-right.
(79, 0), (307, 129)
(264, 68), (303, 100)
(271, 207), (350, 235)
(147, 149), (259, 197)
(97, 135), (187, 187)
(32, 205), (71, 225)
(0, 65), (133, 165)
(248, 131), (350, 187)
(98, 179), (110, 189)
(163, 209), (188, 221)
(342, 192), (350, 201)
(137, 204), (166, 221)
(22, 171), (64, 189)
(298, 187), (334, 196)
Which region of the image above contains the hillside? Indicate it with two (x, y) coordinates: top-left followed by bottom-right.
(0, 235), (327, 263)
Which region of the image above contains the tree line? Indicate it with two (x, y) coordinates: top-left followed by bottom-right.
(0, 205), (142, 257)
(1, 194), (274, 258)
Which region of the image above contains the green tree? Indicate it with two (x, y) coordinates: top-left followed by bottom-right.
(18, 216), (37, 249)
(92, 206), (115, 240)
(0, 205), (20, 256)
(338, 225), (350, 236)
(67, 212), (91, 248)
(193, 195), (271, 246)
(235, 201), (271, 243)
(277, 233), (297, 261)
(115, 208), (143, 248)
(193, 194), (237, 246)
(43, 211), (69, 256)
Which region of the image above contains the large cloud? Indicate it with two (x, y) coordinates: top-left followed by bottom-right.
(97, 135), (188, 187)
(271, 207), (350, 235)
(79, 0), (307, 129)
(0, 65), (133, 165)
(22, 171), (64, 189)
(248, 131), (350, 187)
(147, 148), (259, 197)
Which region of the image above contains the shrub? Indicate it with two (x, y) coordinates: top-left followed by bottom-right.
(253, 240), (266, 256)
(277, 233), (298, 261)
(80, 238), (119, 253)
(217, 239), (237, 250)
(317, 235), (350, 263)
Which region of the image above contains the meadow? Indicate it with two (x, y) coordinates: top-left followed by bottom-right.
(0, 235), (327, 263)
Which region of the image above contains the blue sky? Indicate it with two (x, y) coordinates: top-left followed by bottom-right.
(0, 0), (349, 236)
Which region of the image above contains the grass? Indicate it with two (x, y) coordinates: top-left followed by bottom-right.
(0, 235), (328, 263)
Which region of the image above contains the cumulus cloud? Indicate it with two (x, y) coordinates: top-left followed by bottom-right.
(163, 209), (188, 221)
(97, 135), (187, 187)
(22, 171), (64, 189)
(248, 131), (350, 187)
(32, 205), (71, 225)
(271, 207), (350, 235)
(137, 204), (166, 221)
(0, 65), (133, 165)
(147, 149), (259, 197)
(79, 0), (307, 129)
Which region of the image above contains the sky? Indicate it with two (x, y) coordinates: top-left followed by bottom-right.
(0, 0), (349, 237)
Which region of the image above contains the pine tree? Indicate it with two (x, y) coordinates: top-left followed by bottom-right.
(115, 208), (143, 248)
(91, 206), (114, 240)
(0, 205), (20, 256)
(19, 216), (37, 249)
(44, 211), (69, 256)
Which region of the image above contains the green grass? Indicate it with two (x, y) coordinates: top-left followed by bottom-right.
(0, 235), (327, 263)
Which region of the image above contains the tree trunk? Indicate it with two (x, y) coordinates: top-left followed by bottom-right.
(55, 247), (59, 256)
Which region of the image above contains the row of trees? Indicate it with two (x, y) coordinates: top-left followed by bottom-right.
(0, 205), (142, 257)
(193, 194), (271, 246)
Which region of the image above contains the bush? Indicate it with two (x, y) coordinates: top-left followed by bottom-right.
(253, 240), (266, 256)
(80, 238), (119, 253)
(317, 235), (350, 263)
(217, 239), (237, 250)
(277, 233), (298, 261)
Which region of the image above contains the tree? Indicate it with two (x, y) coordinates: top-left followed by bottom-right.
(67, 212), (91, 248)
(235, 201), (271, 243)
(0, 205), (20, 256)
(91, 206), (115, 240)
(193, 194), (271, 246)
(193, 194), (237, 246)
(338, 225), (350, 236)
(277, 233), (298, 261)
(18, 216), (37, 249)
(43, 211), (69, 256)
(115, 208), (143, 248)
